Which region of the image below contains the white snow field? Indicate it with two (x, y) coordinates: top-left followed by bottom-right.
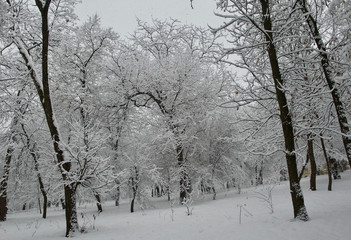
(1, 171), (350, 240)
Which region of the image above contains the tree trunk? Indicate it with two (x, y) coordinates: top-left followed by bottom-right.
(36, 173), (48, 219)
(64, 184), (78, 237)
(26, 136), (48, 219)
(130, 197), (135, 213)
(255, 161), (263, 185)
(7, 0), (77, 234)
(212, 187), (217, 200)
(296, 0), (351, 168)
(0, 147), (14, 221)
(167, 169), (171, 201)
(176, 141), (190, 204)
(33, 1), (78, 236)
(115, 180), (120, 207)
(130, 166), (139, 213)
(42, 194), (48, 219)
(329, 157), (341, 180)
(94, 193), (103, 213)
(260, 0), (308, 221)
(37, 174), (48, 219)
(38, 192), (42, 215)
(308, 137), (317, 191)
(60, 198), (65, 210)
(298, 151), (310, 182)
(320, 136), (332, 191)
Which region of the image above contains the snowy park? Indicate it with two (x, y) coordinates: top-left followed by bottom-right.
(1, 0), (351, 239)
(1, 171), (350, 240)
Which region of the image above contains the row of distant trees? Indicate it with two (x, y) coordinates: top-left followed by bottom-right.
(0, 0), (350, 237)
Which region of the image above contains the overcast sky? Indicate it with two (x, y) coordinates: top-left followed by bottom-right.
(74, 0), (221, 37)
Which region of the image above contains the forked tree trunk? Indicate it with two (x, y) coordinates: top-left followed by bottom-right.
(296, 0), (351, 168)
(260, 0), (308, 221)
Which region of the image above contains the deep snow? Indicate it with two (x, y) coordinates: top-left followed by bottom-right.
(1, 171), (350, 240)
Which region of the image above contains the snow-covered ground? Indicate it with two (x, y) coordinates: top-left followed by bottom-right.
(1, 171), (350, 240)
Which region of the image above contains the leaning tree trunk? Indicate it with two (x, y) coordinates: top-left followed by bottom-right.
(296, 0), (351, 168)
(308, 136), (317, 191)
(260, 0), (309, 221)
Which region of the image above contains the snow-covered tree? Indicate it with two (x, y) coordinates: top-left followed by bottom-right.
(212, 0), (309, 220)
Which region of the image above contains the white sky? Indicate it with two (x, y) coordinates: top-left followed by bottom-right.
(74, 0), (221, 37)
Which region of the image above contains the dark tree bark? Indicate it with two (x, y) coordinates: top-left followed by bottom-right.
(20, 123), (48, 219)
(115, 180), (120, 207)
(320, 136), (332, 191)
(296, 0), (351, 168)
(130, 166), (139, 213)
(0, 147), (14, 221)
(130, 197), (135, 213)
(94, 193), (103, 213)
(64, 183), (78, 236)
(255, 161), (263, 186)
(35, 156), (48, 219)
(259, 0), (309, 221)
(298, 151), (310, 182)
(7, 0), (79, 236)
(36, 0), (79, 235)
(308, 137), (317, 191)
